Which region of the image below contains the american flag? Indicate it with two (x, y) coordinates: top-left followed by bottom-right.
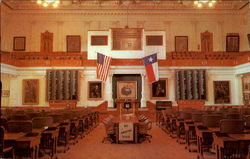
(96, 53), (112, 82)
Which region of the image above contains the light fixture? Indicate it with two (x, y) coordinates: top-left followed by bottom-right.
(194, 0), (216, 8)
(37, 0), (60, 8)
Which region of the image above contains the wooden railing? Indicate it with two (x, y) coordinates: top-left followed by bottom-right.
(1, 51), (249, 67)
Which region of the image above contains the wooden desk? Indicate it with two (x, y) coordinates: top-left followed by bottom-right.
(184, 121), (196, 152)
(16, 133), (41, 159)
(213, 134), (240, 159)
(114, 117), (139, 144)
(196, 127), (220, 159)
(41, 128), (59, 159)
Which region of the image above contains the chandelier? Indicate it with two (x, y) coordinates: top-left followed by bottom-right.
(37, 0), (60, 8)
(194, 0), (216, 8)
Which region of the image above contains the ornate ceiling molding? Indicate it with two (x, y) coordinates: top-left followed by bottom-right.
(3, 0), (249, 10)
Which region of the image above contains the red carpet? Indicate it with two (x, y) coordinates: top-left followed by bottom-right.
(53, 123), (197, 159)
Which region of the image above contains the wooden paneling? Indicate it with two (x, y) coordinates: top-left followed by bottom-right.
(112, 28), (142, 50)
(146, 36), (163, 46)
(1, 51), (249, 67)
(41, 31), (53, 53)
(201, 31), (213, 52)
(91, 36), (108, 45)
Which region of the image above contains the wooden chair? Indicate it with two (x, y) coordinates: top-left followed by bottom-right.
(7, 121), (32, 133)
(0, 126), (14, 159)
(202, 114), (223, 127)
(220, 119), (245, 134)
(10, 115), (30, 120)
(137, 119), (152, 143)
(226, 113), (242, 119)
(191, 113), (203, 122)
(102, 118), (117, 143)
(0, 116), (8, 130)
(57, 122), (70, 153)
(32, 117), (53, 129)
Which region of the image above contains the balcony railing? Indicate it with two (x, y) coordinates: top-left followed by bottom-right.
(1, 51), (249, 67)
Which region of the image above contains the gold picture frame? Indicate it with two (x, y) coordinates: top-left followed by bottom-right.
(175, 36), (188, 52)
(214, 81), (230, 104)
(13, 36), (26, 51)
(117, 81), (137, 99)
(67, 35), (81, 52)
(1, 90), (10, 97)
(88, 81), (103, 100)
(150, 78), (168, 100)
(22, 79), (39, 105)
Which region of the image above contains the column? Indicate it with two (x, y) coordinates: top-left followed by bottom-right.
(217, 21), (224, 51)
(234, 74), (244, 105)
(77, 70), (86, 107)
(82, 21), (92, 52)
(163, 21), (172, 52)
(9, 75), (18, 106)
(107, 74), (114, 108)
(56, 21), (64, 51)
(191, 21), (199, 51)
(141, 73), (146, 108)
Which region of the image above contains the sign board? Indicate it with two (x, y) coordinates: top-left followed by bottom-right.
(119, 122), (134, 141)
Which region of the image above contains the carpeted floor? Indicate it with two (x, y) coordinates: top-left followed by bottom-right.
(53, 123), (197, 159)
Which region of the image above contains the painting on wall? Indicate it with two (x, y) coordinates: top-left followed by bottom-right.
(91, 36), (108, 45)
(88, 81), (102, 100)
(146, 36), (163, 46)
(117, 81), (137, 99)
(1, 90), (10, 97)
(23, 79), (39, 105)
(175, 36), (188, 52)
(214, 81), (230, 104)
(13, 37), (26, 51)
(151, 79), (168, 99)
(244, 83), (250, 91)
(67, 35), (81, 52)
(226, 35), (239, 52)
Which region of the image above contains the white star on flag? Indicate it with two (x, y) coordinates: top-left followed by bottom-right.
(148, 57), (153, 62)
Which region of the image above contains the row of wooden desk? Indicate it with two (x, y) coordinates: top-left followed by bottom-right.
(3, 111), (99, 159)
(157, 111), (250, 159)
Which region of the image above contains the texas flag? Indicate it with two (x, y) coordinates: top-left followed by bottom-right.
(143, 53), (159, 83)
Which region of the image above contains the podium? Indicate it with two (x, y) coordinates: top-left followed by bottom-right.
(115, 99), (140, 119)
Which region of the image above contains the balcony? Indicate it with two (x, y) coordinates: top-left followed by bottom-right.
(0, 51), (249, 67)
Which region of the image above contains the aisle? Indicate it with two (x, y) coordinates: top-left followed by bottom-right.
(56, 123), (197, 159)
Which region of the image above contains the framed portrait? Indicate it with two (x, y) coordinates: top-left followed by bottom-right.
(117, 81), (137, 99)
(67, 35), (81, 52)
(244, 83), (250, 91)
(1, 90), (10, 97)
(175, 36), (188, 52)
(244, 93), (249, 100)
(213, 81), (230, 104)
(226, 35), (239, 52)
(88, 81), (102, 100)
(91, 36), (108, 45)
(13, 36), (26, 51)
(22, 79), (39, 105)
(151, 78), (168, 99)
(146, 36), (163, 46)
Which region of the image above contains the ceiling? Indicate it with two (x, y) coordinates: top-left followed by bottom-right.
(2, 0), (250, 10)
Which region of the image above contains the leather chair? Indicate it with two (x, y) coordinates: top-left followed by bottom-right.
(220, 119), (245, 134)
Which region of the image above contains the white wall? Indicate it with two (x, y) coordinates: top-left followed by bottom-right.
(2, 63), (249, 107)
(88, 30), (166, 59)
